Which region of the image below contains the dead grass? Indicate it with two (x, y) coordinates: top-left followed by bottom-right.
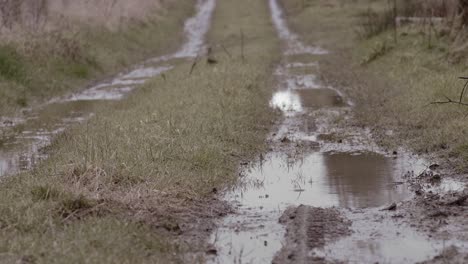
(0, 1), (193, 115)
(0, 0), (280, 262)
(279, 0), (468, 171)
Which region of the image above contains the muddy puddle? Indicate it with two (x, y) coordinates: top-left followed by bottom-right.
(0, 0), (217, 177)
(208, 0), (465, 263)
(210, 151), (425, 263)
(313, 208), (468, 263)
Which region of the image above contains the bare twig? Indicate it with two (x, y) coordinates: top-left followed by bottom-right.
(240, 28), (245, 63)
(431, 77), (468, 107)
(393, 0), (398, 44)
(459, 77), (468, 103)
(431, 95), (468, 106)
(221, 44), (232, 58)
(189, 54), (199, 75)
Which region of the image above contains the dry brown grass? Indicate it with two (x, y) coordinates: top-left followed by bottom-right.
(0, 0), (193, 115)
(0, 0), (167, 33)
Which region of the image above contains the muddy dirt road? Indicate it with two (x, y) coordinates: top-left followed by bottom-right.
(209, 0), (468, 263)
(1, 0), (467, 263)
(0, 0), (216, 177)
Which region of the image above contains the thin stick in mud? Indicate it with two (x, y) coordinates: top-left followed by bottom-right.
(431, 77), (468, 106)
(240, 28), (245, 63)
(189, 54), (199, 75)
(221, 44), (232, 58)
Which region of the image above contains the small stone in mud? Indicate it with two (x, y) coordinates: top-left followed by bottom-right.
(207, 57), (218, 64)
(446, 195), (468, 206)
(429, 175), (442, 185)
(264, 241), (268, 246)
(381, 202), (397, 211)
(212, 188), (218, 194)
(281, 136), (290, 143)
(206, 247), (218, 255)
(392, 151), (398, 155)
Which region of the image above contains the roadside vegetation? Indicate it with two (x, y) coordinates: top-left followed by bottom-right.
(0, 0), (193, 114)
(280, 0), (468, 171)
(0, 0), (279, 262)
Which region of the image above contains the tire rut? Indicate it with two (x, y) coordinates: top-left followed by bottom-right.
(273, 205), (351, 264)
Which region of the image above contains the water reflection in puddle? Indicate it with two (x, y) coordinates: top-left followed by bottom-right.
(270, 88), (345, 113)
(238, 151), (424, 209)
(270, 91), (302, 113)
(210, 151), (425, 263)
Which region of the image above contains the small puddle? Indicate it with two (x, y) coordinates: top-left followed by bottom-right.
(209, 1), (455, 263)
(0, 0), (217, 177)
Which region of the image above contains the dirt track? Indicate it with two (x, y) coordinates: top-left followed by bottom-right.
(273, 206), (350, 264)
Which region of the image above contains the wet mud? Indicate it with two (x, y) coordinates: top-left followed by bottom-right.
(273, 206), (351, 264)
(209, 0), (468, 263)
(0, 0), (217, 177)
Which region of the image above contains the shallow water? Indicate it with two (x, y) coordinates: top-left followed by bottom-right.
(0, 0), (217, 177)
(209, 1), (458, 263)
(210, 150), (426, 264)
(315, 209), (468, 263)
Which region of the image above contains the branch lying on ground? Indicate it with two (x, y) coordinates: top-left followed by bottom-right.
(431, 77), (468, 106)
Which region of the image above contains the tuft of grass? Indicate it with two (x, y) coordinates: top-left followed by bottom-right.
(0, 45), (25, 82)
(361, 40), (393, 65)
(30, 185), (61, 201)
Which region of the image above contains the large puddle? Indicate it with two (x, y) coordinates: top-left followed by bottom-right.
(210, 151), (425, 264)
(0, 0), (217, 177)
(208, 1), (460, 263)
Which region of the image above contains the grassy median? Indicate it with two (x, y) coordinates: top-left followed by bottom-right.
(0, 0), (279, 263)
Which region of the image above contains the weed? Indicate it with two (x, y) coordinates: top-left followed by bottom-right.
(0, 45), (24, 82)
(15, 96), (28, 107)
(58, 195), (96, 219)
(30, 185), (61, 201)
(361, 41), (392, 65)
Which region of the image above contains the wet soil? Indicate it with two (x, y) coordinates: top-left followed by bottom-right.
(273, 205), (351, 264)
(209, 0), (468, 263)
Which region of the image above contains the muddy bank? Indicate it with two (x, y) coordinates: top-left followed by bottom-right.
(273, 205), (350, 264)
